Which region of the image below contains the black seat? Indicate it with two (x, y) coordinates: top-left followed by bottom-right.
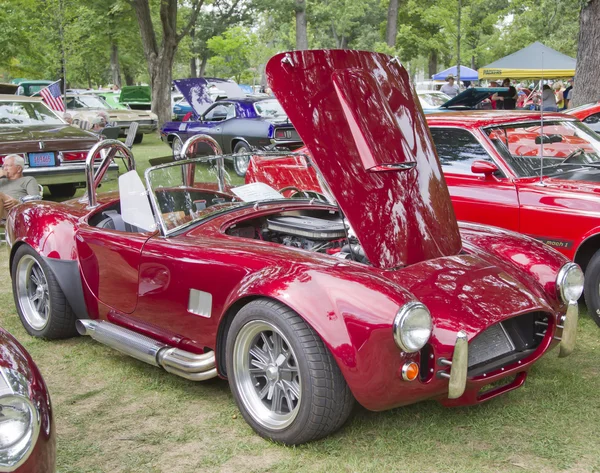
(96, 210), (143, 233)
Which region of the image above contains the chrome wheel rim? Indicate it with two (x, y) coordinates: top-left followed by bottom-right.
(172, 136), (183, 160)
(234, 152), (250, 175)
(233, 320), (301, 430)
(16, 255), (50, 331)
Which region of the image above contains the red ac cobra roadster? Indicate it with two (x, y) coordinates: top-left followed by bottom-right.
(5, 50), (582, 445)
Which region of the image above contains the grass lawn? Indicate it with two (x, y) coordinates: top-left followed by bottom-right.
(2, 133), (600, 472)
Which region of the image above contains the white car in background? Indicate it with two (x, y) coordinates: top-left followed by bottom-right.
(417, 90), (452, 110)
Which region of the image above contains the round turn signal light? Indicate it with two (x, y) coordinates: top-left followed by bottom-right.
(401, 362), (419, 381)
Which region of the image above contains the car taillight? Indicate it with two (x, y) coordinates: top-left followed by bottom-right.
(62, 151), (88, 161)
(274, 128), (293, 139)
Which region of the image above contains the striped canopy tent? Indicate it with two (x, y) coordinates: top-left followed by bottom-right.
(478, 42), (576, 80)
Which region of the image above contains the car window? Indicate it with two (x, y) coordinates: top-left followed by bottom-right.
(430, 128), (495, 175)
(485, 120), (600, 178)
(583, 113), (600, 133)
(204, 104), (234, 121)
(0, 101), (64, 126)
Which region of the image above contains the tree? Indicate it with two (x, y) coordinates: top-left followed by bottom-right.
(130, 0), (204, 126)
(206, 26), (257, 82)
(572, 0), (600, 106)
(295, 0), (308, 49)
(386, 0), (400, 47)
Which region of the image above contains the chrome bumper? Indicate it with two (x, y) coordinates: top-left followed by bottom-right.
(558, 301), (578, 358)
(24, 162), (119, 186)
(116, 121), (157, 135)
(437, 331), (468, 399)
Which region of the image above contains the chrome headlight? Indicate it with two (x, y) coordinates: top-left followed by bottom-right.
(0, 368), (41, 470)
(556, 263), (584, 303)
(393, 301), (433, 352)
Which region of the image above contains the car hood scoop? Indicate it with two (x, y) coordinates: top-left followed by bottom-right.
(266, 50), (461, 269)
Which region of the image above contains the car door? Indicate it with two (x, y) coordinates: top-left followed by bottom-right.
(184, 102), (236, 149)
(76, 224), (153, 314)
(430, 127), (521, 231)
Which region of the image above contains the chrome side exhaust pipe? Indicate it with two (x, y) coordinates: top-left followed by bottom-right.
(76, 319), (217, 381)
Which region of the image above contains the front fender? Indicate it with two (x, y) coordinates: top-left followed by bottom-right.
(221, 263), (415, 409)
(459, 222), (569, 306)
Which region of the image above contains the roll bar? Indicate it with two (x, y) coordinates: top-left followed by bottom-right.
(85, 140), (135, 208)
(179, 134), (225, 191)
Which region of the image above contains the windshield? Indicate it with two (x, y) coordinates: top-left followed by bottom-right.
(485, 120), (600, 178)
(0, 100), (64, 126)
(418, 92), (450, 109)
(67, 95), (111, 110)
(254, 99), (286, 118)
(146, 152), (328, 234)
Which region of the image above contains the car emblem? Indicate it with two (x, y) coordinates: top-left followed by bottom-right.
(38, 141), (45, 150)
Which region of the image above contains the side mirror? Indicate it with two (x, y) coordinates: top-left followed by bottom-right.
(471, 160), (498, 177)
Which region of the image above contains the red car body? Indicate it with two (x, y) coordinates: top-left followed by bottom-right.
(568, 101), (600, 134)
(249, 110), (600, 326)
(0, 327), (55, 472)
(5, 50), (580, 444)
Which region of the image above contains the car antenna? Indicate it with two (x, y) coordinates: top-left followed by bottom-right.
(539, 52), (545, 186)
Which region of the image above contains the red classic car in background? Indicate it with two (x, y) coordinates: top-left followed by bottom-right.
(5, 50), (581, 445)
(249, 110), (600, 328)
(568, 102), (600, 134)
(0, 327), (55, 472)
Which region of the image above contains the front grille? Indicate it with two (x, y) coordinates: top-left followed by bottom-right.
(467, 312), (548, 377)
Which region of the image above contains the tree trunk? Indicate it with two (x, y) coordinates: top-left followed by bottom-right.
(110, 42), (121, 88)
(131, 0), (203, 127)
(190, 57), (197, 78)
(385, 0), (399, 48)
(428, 50), (438, 78)
(471, 54), (475, 70)
(295, 0), (308, 50)
(199, 55), (208, 77)
(572, 0), (600, 107)
(124, 69), (135, 86)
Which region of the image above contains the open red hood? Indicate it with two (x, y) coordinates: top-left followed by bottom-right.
(266, 50), (461, 269)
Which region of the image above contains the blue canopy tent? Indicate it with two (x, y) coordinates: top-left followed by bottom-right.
(432, 65), (478, 81)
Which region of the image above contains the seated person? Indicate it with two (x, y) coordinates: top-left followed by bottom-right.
(0, 154), (42, 219)
(90, 116), (105, 134)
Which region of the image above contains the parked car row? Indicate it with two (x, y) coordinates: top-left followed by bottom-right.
(2, 52), (587, 460)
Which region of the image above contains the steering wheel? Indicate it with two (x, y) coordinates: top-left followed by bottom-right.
(560, 147), (586, 165)
(278, 186), (310, 199)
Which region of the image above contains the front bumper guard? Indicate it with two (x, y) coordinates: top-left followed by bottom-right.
(558, 301), (578, 358)
(437, 330), (468, 399)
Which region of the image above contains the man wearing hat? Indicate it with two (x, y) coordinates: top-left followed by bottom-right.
(440, 75), (459, 98)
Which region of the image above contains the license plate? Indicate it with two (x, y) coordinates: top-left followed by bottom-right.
(28, 152), (56, 167)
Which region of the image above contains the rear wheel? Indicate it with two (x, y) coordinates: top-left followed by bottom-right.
(583, 250), (600, 327)
(48, 184), (76, 198)
(12, 245), (78, 339)
(232, 142), (251, 177)
(133, 133), (143, 144)
(226, 299), (354, 445)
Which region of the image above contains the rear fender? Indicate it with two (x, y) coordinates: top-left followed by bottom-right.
(8, 204), (86, 318)
(219, 263), (414, 407)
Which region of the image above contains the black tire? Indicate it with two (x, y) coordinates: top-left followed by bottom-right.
(11, 245), (78, 339)
(48, 184), (76, 198)
(232, 142), (251, 177)
(133, 133), (143, 144)
(583, 250), (600, 327)
(171, 135), (184, 160)
(226, 299), (355, 445)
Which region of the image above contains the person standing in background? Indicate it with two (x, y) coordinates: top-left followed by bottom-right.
(541, 84), (558, 112)
(563, 78), (574, 109)
(440, 75), (459, 98)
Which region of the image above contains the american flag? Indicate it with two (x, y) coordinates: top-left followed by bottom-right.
(39, 80), (65, 112)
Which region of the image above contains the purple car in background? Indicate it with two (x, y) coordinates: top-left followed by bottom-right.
(160, 78), (303, 176)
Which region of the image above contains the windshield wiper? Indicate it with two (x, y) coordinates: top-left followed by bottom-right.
(532, 161), (600, 172)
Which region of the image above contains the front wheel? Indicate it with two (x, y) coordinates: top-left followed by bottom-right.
(232, 142), (251, 177)
(583, 250), (600, 327)
(133, 133), (143, 144)
(12, 245), (78, 339)
(171, 135), (184, 160)
(226, 299), (354, 445)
